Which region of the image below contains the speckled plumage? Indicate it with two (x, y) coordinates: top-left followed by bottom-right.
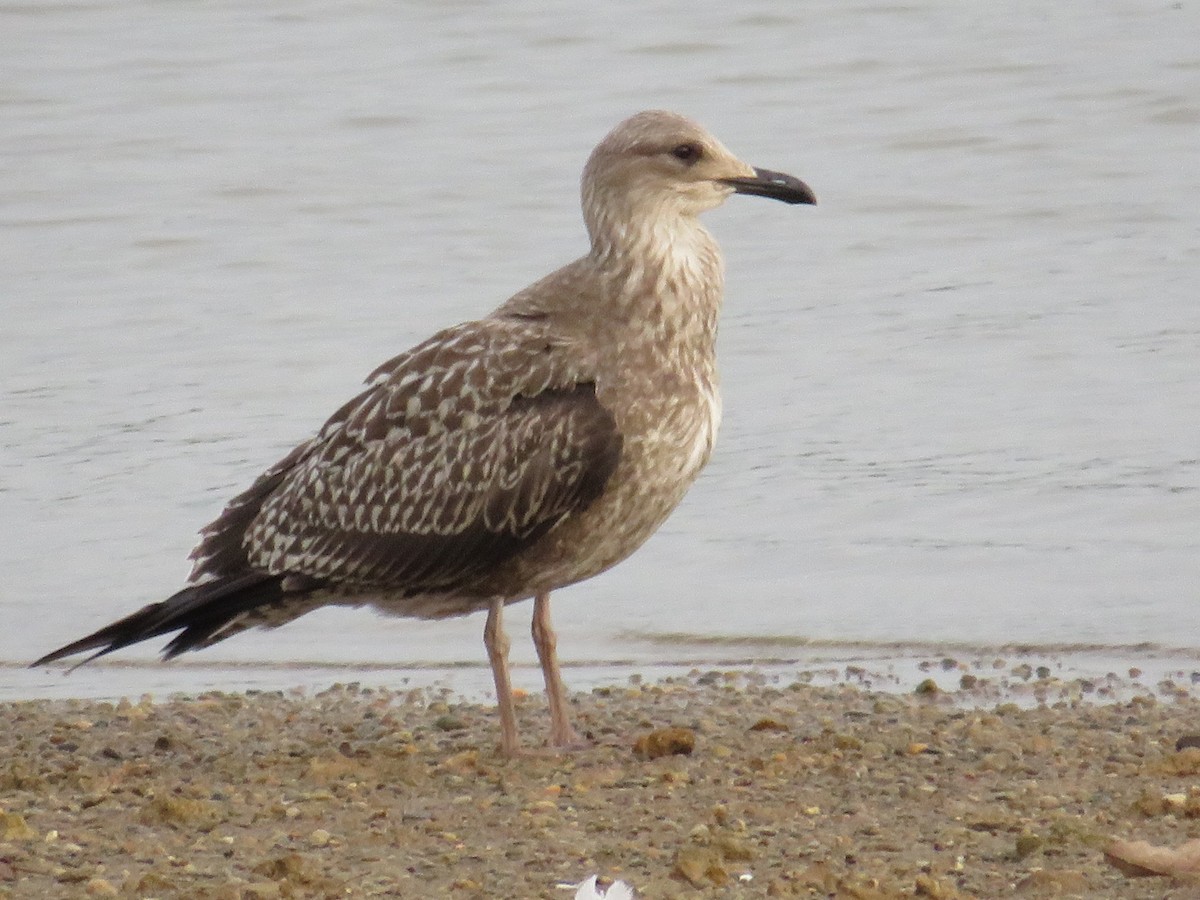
(197, 319), (621, 619)
(35, 110), (815, 753)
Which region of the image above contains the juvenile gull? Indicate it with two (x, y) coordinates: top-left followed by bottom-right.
(34, 110), (815, 754)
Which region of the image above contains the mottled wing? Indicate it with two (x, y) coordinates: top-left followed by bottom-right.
(190, 319), (621, 595)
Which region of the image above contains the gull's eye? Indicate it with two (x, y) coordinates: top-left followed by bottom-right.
(671, 142), (702, 165)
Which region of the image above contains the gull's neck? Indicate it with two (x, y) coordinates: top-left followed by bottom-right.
(585, 200), (725, 353)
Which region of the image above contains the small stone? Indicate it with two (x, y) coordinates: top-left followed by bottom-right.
(914, 873), (954, 897)
(914, 678), (939, 696)
(1014, 832), (1043, 859)
(1015, 869), (1089, 894)
(241, 883), (282, 900)
(253, 853), (315, 883)
(309, 828), (332, 847)
(748, 717), (789, 732)
(1134, 790), (1168, 817)
(633, 727), (695, 759)
(1163, 792), (1187, 812)
(138, 795), (221, 831)
(0, 810), (37, 841)
(795, 862), (837, 892)
(1158, 747), (1200, 776)
(85, 878), (119, 897)
(673, 846), (727, 887)
(715, 834), (753, 861)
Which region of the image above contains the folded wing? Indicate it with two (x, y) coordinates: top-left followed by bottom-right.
(34, 318), (622, 665)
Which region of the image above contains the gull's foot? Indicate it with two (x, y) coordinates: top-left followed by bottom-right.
(492, 730), (593, 758)
(549, 728), (592, 753)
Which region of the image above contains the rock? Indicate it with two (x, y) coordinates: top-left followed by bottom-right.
(748, 717), (789, 732)
(715, 834), (753, 861)
(633, 727), (695, 759)
(913, 873), (957, 897)
(1014, 832), (1043, 859)
(0, 810), (37, 841)
(84, 877), (118, 897)
(1156, 747), (1200, 776)
(1015, 869), (1089, 895)
(672, 846), (726, 887)
(251, 853), (315, 883)
(138, 795), (221, 831)
(240, 882), (282, 899)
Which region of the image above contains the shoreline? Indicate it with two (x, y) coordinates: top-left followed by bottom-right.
(9, 641), (1200, 705)
(4, 666), (1200, 897)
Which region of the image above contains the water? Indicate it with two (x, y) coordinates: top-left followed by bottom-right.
(3, 1), (1199, 700)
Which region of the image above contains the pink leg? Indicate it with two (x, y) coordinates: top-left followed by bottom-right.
(532, 591), (581, 747)
(484, 597), (520, 755)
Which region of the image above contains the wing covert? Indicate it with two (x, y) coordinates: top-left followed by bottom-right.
(191, 319), (621, 594)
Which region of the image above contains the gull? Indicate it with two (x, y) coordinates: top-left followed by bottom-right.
(33, 110), (815, 754)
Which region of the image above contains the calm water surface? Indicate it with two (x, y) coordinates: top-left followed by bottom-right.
(3, 1), (1198, 698)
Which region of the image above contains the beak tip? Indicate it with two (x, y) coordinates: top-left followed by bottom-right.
(724, 167), (817, 206)
(756, 167), (817, 205)
(791, 185), (818, 206)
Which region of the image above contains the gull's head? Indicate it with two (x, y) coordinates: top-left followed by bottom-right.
(581, 110), (815, 246)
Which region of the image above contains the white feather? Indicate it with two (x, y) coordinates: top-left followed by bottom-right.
(568, 875), (635, 899)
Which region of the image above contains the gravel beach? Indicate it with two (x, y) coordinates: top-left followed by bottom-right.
(4, 665), (1200, 898)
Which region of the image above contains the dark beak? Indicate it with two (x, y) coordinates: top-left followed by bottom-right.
(721, 167), (816, 205)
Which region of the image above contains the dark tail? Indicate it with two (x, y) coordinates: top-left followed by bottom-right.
(32, 573), (292, 669)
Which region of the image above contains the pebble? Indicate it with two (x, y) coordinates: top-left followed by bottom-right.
(1, 672), (1195, 899)
(632, 726), (695, 759)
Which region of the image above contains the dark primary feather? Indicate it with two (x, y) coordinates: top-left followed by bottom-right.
(34, 318), (623, 666)
(30, 573), (283, 666)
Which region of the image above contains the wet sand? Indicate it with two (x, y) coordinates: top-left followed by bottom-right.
(3, 667), (1200, 898)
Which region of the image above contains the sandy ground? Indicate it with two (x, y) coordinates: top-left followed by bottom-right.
(4, 665), (1200, 899)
